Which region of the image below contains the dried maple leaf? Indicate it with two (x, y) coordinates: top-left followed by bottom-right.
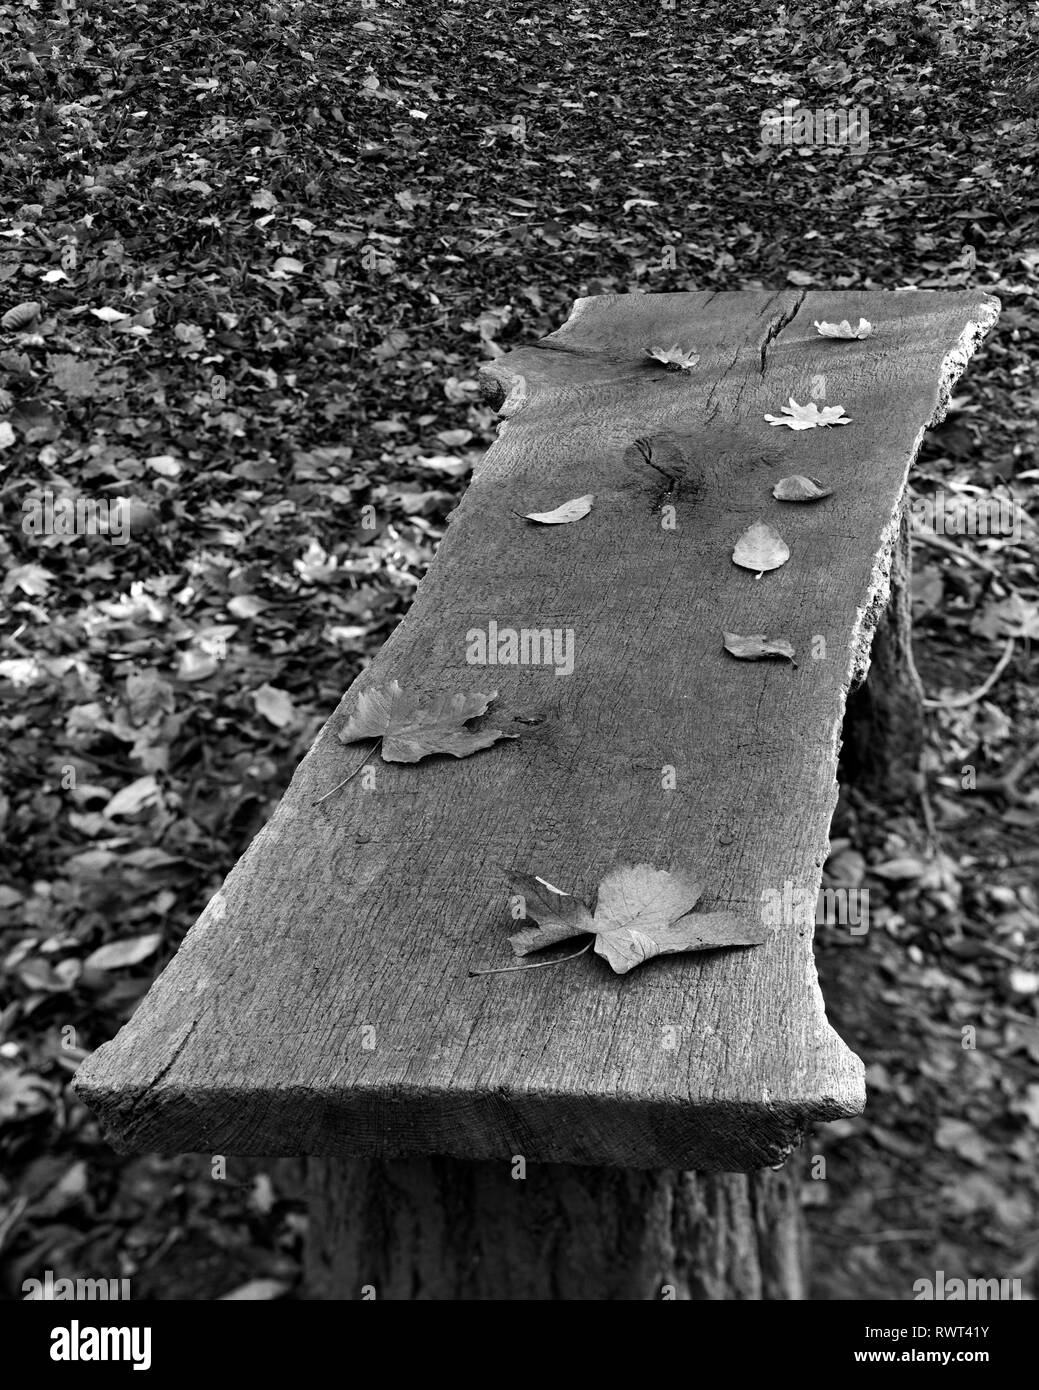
(591, 865), (708, 973)
(339, 680), (514, 762)
(732, 521), (790, 574)
(317, 681), (518, 804)
(505, 863), (768, 975)
(764, 398), (852, 430)
(723, 632), (796, 663)
(508, 873), (595, 954)
(814, 317), (873, 339)
(523, 494), (594, 524)
(644, 344), (700, 372)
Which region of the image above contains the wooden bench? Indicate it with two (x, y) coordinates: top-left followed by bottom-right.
(74, 289), (999, 1300)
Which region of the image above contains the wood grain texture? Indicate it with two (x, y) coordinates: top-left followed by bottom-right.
(74, 290), (999, 1170)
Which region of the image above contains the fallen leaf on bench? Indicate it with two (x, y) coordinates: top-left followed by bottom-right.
(319, 684), (517, 802)
(772, 474), (833, 502)
(732, 521), (790, 574)
(597, 866), (766, 973)
(509, 873), (596, 954)
(504, 863), (767, 976)
(814, 317), (874, 339)
(764, 398), (852, 430)
(644, 344), (700, 371)
(723, 632), (796, 663)
(339, 680), (516, 763)
(523, 494), (594, 524)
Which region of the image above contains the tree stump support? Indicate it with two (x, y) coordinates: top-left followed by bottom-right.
(305, 1157), (804, 1300)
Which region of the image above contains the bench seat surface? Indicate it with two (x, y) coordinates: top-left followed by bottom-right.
(74, 289), (998, 1169)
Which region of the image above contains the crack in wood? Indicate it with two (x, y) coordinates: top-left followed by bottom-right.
(758, 289), (807, 375)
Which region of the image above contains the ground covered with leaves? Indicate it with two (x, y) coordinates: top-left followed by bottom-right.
(1, 0), (1038, 1300)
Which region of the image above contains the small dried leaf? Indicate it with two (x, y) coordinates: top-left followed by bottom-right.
(2, 302), (41, 331)
(764, 398), (852, 430)
(523, 494), (593, 525)
(732, 521), (790, 574)
(723, 632), (796, 662)
(814, 317), (874, 339)
(0, 1066), (52, 1123)
(84, 933), (162, 971)
(48, 353), (102, 400)
(146, 454), (181, 477)
(177, 648), (219, 681)
(220, 1279), (290, 1301)
(4, 563), (52, 596)
(972, 593), (1039, 642)
(772, 474), (833, 502)
(228, 594), (267, 619)
(90, 307), (131, 323)
(415, 454), (470, 477)
(870, 857), (928, 882)
(1008, 968), (1039, 996)
(252, 683), (295, 729)
(103, 775), (160, 818)
(644, 344), (700, 371)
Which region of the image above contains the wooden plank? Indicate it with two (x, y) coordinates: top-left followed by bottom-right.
(74, 289), (998, 1170)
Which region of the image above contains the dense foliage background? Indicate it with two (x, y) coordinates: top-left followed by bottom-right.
(1, 0), (1037, 1299)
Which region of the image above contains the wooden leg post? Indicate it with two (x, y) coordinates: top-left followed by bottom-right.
(304, 1157), (804, 1301)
